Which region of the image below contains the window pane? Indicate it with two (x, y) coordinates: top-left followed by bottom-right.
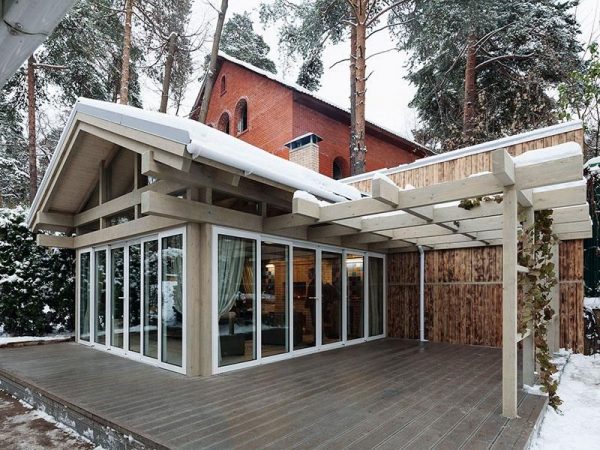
(79, 253), (91, 342)
(161, 234), (183, 367)
(143, 240), (159, 359)
(293, 247), (316, 350)
(94, 250), (107, 345)
(322, 252), (342, 345)
(347, 254), (364, 340)
(368, 257), (384, 337)
(111, 248), (125, 348)
(218, 235), (256, 367)
(261, 242), (289, 357)
(129, 244), (141, 353)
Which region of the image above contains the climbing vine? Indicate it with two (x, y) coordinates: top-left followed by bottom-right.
(518, 209), (562, 410)
(458, 194), (503, 210)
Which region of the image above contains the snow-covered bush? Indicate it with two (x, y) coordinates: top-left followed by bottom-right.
(0, 207), (74, 336)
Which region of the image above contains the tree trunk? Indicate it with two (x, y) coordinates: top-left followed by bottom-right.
(27, 56), (38, 204)
(462, 31), (478, 138)
(159, 32), (178, 113)
(350, 0), (367, 176)
(349, 17), (357, 177)
(119, 0), (134, 105)
(198, 0), (228, 123)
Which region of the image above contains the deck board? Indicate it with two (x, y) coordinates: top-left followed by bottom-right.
(0, 339), (545, 449)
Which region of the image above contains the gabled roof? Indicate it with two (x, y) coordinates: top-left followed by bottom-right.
(191, 52), (432, 157)
(28, 98), (363, 228)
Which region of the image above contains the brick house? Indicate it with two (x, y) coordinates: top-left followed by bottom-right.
(190, 52), (431, 179)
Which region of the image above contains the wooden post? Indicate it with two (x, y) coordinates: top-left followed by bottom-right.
(199, 223), (213, 375)
(502, 185), (518, 418)
(99, 161), (107, 229)
(185, 222), (202, 376)
(522, 207), (535, 387)
(549, 241), (561, 353)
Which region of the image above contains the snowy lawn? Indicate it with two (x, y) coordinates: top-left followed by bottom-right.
(0, 334), (72, 347)
(530, 352), (600, 449)
(0, 389), (96, 449)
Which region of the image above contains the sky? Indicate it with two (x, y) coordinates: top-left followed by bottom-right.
(141, 0), (600, 140)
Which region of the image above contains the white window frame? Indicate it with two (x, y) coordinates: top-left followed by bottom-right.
(212, 225), (386, 374)
(75, 226), (186, 375)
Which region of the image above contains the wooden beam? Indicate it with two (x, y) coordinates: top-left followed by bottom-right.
(515, 148), (583, 190)
(371, 176), (399, 207)
(517, 189), (533, 208)
(141, 151), (293, 210)
(34, 212), (74, 232)
(556, 230), (592, 240)
(553, 220), (592, 235)
(492, 149), (515, 186)
(36, 234), (74, 249)
(502, 184), (518, 419)
(141, 191), (263, 232)
(532, 180), (587, 210)
(552, 204), (589, 224)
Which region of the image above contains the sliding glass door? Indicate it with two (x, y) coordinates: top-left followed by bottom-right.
(110, 247), (125, 349)
(94, 249), (107, 345)
(261, 241), (289, 358)
(368, 257), (384, 337)
(346, 254), (364, 341)
(321, 251), (342, 345)
(79, 252), (91, 342)
(161, 234), (184, 367)
(128, 244), (141, 353)
(293, 247), (317, 350)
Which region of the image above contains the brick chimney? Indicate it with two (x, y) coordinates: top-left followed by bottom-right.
(285, 133), (322, 173)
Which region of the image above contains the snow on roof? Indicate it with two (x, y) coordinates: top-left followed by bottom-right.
(342, 120), (584, 185)
(28, 98), (362, 226)
(217, 52), (427, 153)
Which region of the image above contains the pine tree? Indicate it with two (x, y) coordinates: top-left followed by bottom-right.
(390, 0), (583, 150)
(221, 13), (277, 74)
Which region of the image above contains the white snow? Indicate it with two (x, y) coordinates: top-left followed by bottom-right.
(372, 171), (397, 187)
(0, 334), (72, 346)
(468, 171), (492, 177)
(514, 142), (582, 167)
(584, 297), (600, 309)
(529, 353), (600, 450)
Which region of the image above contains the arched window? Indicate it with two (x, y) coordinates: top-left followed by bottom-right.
(235, 99), (248, 134)
(217, 112), (230, 134)
(220, 75), (226, 95)
(332, 157), (347, 180)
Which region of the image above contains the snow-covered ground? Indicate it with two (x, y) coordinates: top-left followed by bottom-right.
(584, 297), (600, 309)
(0, 334), (72, 346)
(530, 352), (600, 449)
(0, 390), (97, 449)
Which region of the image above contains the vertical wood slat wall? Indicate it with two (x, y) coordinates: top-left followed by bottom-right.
(350, 129), (585, 351)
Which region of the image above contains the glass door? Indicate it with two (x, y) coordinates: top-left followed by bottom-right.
(321, 251), (343, 346)
(110, 247), (125, 349)
(368, 256), (385, 337)
(128, 243), (142, 353)
(94, 249), (107, 345)
(346, 253), (364, 341)
(261, 241), (289, 358)
(142, 239), (159, 359)
(79, 252), (91, 342)
(293, 247), (317, 350)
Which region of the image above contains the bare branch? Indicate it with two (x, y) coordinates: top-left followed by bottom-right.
(366, 0), (411, 28)
(475, 53), (534, 70)
(365, 48), (398, 60)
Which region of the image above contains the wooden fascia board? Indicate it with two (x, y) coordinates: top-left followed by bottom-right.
(36, 234), (75, 249)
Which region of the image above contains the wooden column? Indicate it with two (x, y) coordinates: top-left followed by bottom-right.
(199, 223), (213, 376)
(522, 207), (535, 387)
(99, 161), (108, 229)
(502, 185), (518, 418)
(185, 222), (202, 376)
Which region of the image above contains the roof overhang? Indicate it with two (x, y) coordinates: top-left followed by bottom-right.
(0, 0), (76, 87)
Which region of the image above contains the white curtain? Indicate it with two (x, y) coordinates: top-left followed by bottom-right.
(218, 236), (246, 318)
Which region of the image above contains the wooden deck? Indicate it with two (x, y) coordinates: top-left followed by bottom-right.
(0, 339), (546, 449)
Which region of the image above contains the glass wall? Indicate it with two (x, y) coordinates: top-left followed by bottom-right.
(368, 257), (384, 337)
(143, 240), (159, 359)
(261, 242), (289, 357)
(111, 248), (125, 348)
(161, 235), (183, 367)
(94, 250), (107, 345)
(79, 252), (91, 342)
(346, 254), (364, 340)
(78, 229), (185, 373)
(128, 244), (141, 353)
(322, 252), (342, 345)
(293, 247), (317, 350)
(218, 235), (256, 367)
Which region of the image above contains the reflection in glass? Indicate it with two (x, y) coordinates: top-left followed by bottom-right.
(347, 254), (364, 340)
(261, 242), (289, 357)
(218, 235), (256, 367)
(293, 247), (316, 350)
(143, 240), (159, 359)
(369, 257), (384, 337)
(161, 234), (183, 367)
(111, 248), (125, 348)
(322, 252), (342, 345)
(79, 253), (91, 342)
(94, 250), (107, 345)
(128, 244), (141, 353)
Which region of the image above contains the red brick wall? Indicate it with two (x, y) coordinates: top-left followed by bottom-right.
(205, 61), (293, 161)
(205, 60), (419, 177)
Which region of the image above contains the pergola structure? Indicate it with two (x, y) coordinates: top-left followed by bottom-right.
(262, 142), (589, 418)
